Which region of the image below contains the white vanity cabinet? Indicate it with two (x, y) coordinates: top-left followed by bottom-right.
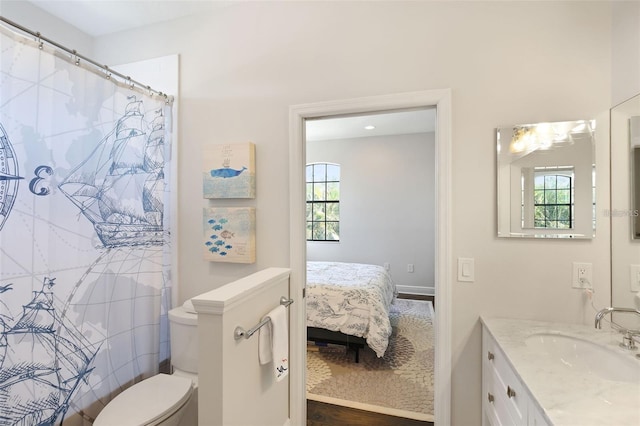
(482, 325), (550, 426)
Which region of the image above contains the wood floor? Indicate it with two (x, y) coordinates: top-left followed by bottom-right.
(307, 400), (434, 426)
(396, 293), (435, 308)
(306, 293), (435, 425)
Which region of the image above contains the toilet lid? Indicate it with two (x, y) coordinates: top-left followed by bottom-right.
(95, 374), (193, 426)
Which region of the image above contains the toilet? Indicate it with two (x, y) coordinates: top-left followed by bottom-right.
(94, 300), (199, 426)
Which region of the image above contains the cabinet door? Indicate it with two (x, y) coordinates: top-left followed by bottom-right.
(483, 331), (517, 426)
(483, 328), (526, 424)
(528, 401), (551, 426)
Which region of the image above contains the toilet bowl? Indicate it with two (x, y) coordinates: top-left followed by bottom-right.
(94, 300), (199, 426)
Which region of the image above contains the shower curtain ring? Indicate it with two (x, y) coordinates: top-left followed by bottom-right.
(104, 65), (111, 80)
(36, 32), (43, 50)
(72, 50), (80, 66)
(126, 76), (134, 90)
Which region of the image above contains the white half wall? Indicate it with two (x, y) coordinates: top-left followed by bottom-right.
(191, 268), (291, 426)
(306, 132), (435, 293)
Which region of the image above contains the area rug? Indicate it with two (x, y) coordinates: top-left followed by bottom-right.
(306, 299), (434, 422)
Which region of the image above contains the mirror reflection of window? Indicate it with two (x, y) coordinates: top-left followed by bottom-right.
(521, 167), (575, 229)
(533, 169), (574, 229)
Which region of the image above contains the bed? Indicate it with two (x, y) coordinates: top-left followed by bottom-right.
(306, 261), (397, 360)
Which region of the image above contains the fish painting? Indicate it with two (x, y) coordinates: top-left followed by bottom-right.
(220, 230), (235, 239)
(203, 207), (255, 263)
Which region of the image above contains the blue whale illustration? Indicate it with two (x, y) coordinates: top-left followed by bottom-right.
(210, 166), (247, 178)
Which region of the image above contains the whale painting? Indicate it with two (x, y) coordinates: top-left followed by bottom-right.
(203, 142), (255, 198)
(210, 165), (247, 178)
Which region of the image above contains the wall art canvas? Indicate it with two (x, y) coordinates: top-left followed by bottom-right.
(203, 142), (256, 198)
(203, 207), (256, 263)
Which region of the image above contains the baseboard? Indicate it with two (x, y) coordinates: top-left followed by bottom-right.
(396, 285), (435, 296)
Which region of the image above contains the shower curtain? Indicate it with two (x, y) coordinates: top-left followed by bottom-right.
(0, 25), (172, 425)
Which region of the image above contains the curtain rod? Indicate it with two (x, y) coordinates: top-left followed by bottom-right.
(0, 15), (174, 105)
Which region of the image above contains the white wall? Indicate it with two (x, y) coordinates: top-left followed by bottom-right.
(306, 132), (435, 294)
(3, 2), (614, 425)
(612, 1), (640, 106)
(1, 1), (93, 54)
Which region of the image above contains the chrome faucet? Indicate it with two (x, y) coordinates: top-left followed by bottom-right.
(594, 307), (640, 328)
(594, 307), (640, 350)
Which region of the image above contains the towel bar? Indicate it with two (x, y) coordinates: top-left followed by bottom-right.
(234, 296), (293, 340)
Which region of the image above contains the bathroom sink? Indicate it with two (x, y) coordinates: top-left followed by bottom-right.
(524, 333), (640, 383)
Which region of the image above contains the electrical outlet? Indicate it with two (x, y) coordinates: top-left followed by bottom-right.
(407, 263), (414, 273)
(572, 262), (592, 289)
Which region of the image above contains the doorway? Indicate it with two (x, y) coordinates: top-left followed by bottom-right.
(289, 89), (452, 425)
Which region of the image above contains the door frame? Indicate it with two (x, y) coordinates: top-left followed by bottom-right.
(288, 89), (452, 425)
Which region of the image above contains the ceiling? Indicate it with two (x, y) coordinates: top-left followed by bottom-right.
(28, 0), (221, 37)
(25, 1), (437, 141)
(306, 109), (436, 142)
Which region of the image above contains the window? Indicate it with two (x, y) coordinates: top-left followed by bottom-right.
(306, 163), (340, 241)
(533, 170), (573, 229)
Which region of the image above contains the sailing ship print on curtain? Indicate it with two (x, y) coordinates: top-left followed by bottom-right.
(0, 25), (172, 425)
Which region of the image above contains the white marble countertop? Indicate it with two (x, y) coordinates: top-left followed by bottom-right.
(480, 317), (640, 426)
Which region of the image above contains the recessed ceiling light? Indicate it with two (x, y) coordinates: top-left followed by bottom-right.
(364, 125), (375, 130)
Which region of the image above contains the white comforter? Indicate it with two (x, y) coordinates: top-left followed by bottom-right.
(306, 261), (397, 357)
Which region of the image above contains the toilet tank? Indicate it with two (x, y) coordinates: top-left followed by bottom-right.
(168, 300), (198, 374)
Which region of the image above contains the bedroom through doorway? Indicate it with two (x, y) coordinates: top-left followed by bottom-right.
(303, 108), (437, 423)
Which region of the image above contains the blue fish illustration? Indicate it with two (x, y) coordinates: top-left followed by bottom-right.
(210, 166), (247, 178)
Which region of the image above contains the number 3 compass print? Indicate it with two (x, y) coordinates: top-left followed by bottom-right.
(0, 123), (24, 231)
(29, 165), (54, 196)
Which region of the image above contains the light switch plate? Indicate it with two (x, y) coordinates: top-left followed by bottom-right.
(458, 258), (475, 282)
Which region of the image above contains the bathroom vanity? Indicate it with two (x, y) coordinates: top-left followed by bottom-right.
(481, 317), (640, 426)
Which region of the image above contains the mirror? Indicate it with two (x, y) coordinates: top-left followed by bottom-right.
(611, 93), (640, 325)
(497, 120), (596, 238)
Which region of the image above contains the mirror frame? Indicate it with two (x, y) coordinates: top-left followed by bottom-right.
(497, 120), (596, 239)
(610, 93), (640, 322)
